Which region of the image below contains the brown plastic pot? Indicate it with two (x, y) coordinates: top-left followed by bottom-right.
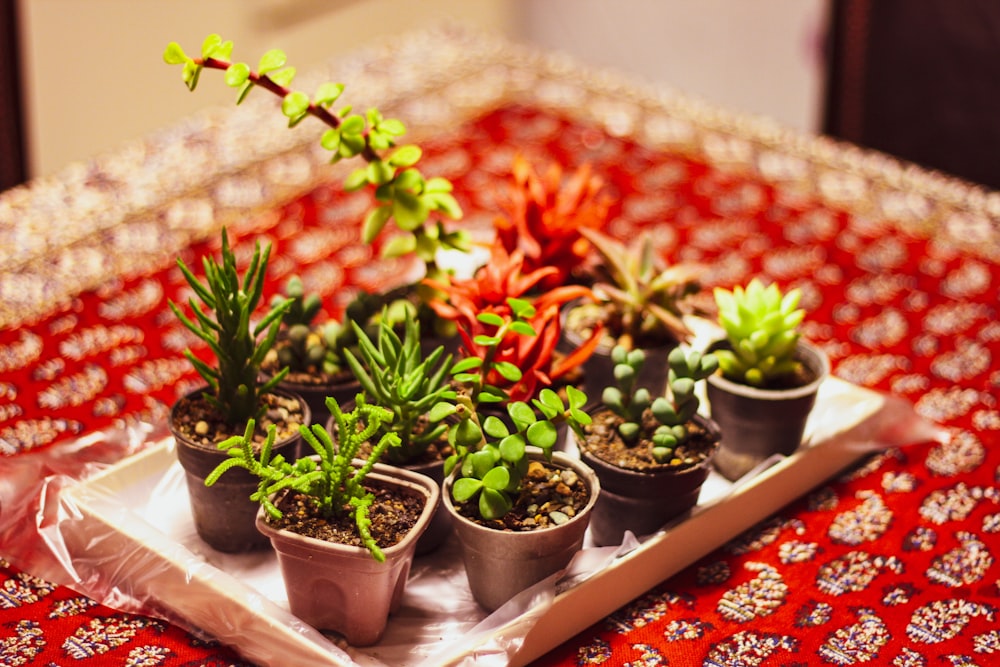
(171, 387), (309, 553)
(576, 412), (721, 547)
(256, 462), (439, 646)
(443, 450), (600, 612)
(706, 339), (829, 481)
(326, 410), (451, 556)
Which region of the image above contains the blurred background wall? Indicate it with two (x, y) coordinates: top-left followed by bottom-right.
(13, 0), (828, 181)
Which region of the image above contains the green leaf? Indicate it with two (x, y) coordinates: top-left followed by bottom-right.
(200, 34), (223, 58)
(527, 420), (557, 450)
(392, 191), (430, 231)
(378, 118), (406, 136)
(388, 145), (422, 167)
(482, 415), (510, 439)
(477, 312), (504, 327)
(510, 321), (536, 337)
(380, 233), (416, 259)
(342, 166), (368, 190)
(481, 465), (511, 491)
(618, 422), (640, 442)
(507, 401), (535, 429)
(258, 48), (287, 74)
(361, 206), (392, 244)
(163, 42), (188, 65)
(450, 418), (483, 449)
(424, 192), (463, 219)
(452, 477), (483, 503)
(268, 67), (296, 88)
(340, 114), (366, 135)
(427, 401), (457, 422)
(479, 488), (512, 520)
(224, 63), (250, 87)
(566, 385), (588, 409)
(494, 361), (522, 383)
(451, 357), (483, 373)
(281, 91), (310, 120)
(366, 159), (394, 186)
(315, 82), (344, 106)
(473, 334), (500, 346)
(498, 434), (526, 463)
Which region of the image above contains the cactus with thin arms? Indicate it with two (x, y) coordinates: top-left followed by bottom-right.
(601, 345), (717, 464)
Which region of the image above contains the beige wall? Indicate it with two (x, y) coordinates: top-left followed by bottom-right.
(18, 0), (515, 178)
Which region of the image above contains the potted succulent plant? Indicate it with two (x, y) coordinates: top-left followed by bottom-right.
(433, 297), (600, 611)
(424, 240), (603, 408)
(164, 35), (473, 341)
(205, 397), (439, 646)
(167, 228), (311, 552)
(341, 311), (459, 553)
(492, 154), (612, 290)
(260, 275), (364, 416)
(574, 344), (721, 547)
(563, 227), (706, 398)
(706, 278), (830, 480)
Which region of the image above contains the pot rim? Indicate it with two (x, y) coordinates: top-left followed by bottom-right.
(441, 448), (600, 536)
(705, 338), (830, 401)
(170, 385), (310, 455)
(575, 410), (721, 479)
(256, 460), (440, 558)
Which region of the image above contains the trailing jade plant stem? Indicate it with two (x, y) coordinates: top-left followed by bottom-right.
(713, 278), (805, 387)
(437, 297), (592, 520)
(205, 397), (401, 562)
(342, 310), (458, 464)
(602, 345), (717, 463)
(169, 228), (292, 427)
(163, 34), (470, 277)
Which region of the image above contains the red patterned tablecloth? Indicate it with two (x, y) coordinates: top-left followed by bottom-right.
(1, 42), (998, 667)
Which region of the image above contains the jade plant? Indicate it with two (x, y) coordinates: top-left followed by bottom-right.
(205, 396), (400, 561)
(575, 227), (704, 350)
(168, 227), (292, 427)
(342, 310), (458, 465)
(601, 345), (718, 464)
(163, 34), (469, 284)
(436, 297), (592, 520)
(713, 278), (805, 387)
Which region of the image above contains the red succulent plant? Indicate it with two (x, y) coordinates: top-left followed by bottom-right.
(493, 155), (613, 290)
(424, 241), (602, 402)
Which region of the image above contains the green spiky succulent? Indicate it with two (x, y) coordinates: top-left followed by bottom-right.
(342, 310), (458, 464)
(713, 278), (805, 387)
(601, 345), (717, 463)
(168, 228), (292, 427)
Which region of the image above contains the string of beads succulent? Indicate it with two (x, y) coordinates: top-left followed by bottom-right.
(713, 278), (805, 387)
(205, 397), (401, 562)
(601, 345), (718, 464)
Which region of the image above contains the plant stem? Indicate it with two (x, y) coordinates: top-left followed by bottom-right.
(197, 56), (379, 163)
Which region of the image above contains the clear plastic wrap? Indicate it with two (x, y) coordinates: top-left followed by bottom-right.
(0, 378), (946, 667)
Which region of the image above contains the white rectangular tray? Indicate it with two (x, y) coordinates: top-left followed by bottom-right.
(60, 378), (906, 667)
